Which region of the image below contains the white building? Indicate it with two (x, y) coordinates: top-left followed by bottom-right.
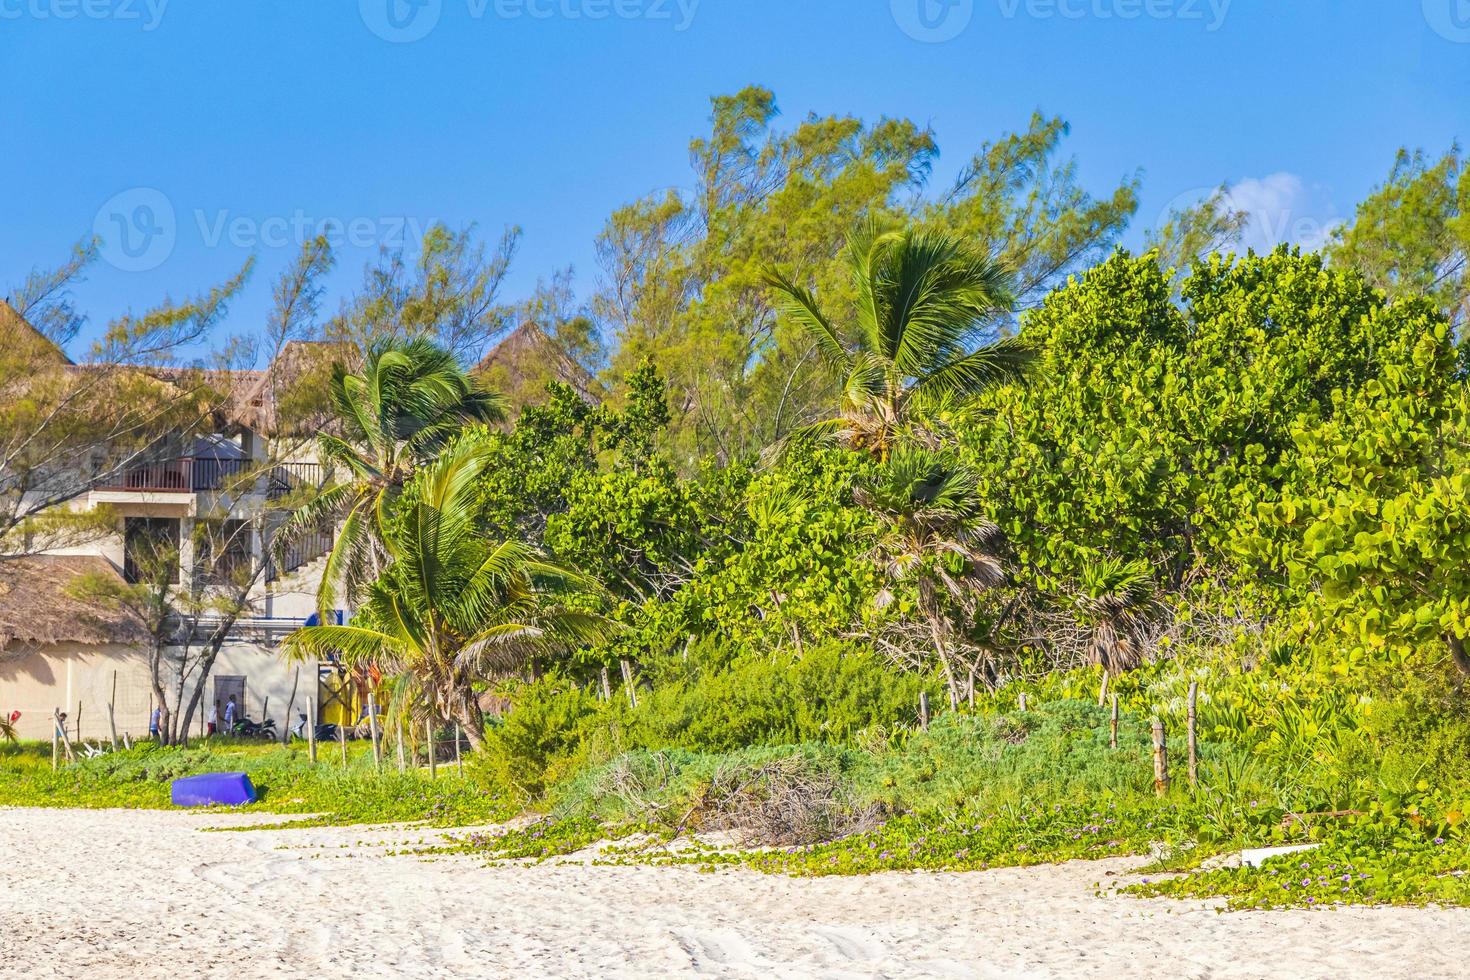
(0, 303), (346, 742)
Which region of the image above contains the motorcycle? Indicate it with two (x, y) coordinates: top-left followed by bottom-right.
(230, 716), (277, 739)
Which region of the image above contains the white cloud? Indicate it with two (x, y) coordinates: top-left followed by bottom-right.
(1223, 172), (1342, 253)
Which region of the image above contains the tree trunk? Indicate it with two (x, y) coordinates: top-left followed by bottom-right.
(1447, 632), (1470, 678)
(147, 638), (171, 745)
(177, 620), (235, 740)
(454, 701), (486, 752)
(924, 608), (960, 709)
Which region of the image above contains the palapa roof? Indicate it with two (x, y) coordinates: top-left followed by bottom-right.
(0, 555), (145, 653)
(0, 298), (72, 365)
(232, 340), (352, 433)
(474, 321), (600, 404)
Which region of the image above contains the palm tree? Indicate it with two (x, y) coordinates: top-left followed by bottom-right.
(280, 438), (609, 750)
(762, 221), (1030, 458)
(281, 337), (505, 615)
(858, 446), (1005, 705)
(1070, 556), (1158, 673)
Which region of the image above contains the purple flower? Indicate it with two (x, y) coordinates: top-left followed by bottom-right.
(1435, 837), (1447, 845)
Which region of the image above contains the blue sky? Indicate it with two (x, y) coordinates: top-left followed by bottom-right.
(2, 0), (1467, 358)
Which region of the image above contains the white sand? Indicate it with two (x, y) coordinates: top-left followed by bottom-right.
(2, 807), (1467, 979)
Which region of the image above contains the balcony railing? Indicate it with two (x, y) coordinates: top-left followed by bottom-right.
(98, 458), (195, 492)
(96, 458), (327, 497)
(267, 526), (335, 582)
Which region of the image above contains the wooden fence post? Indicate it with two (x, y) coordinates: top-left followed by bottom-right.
(426, 718), (437, 779)
(52, 725), (59, 771)
(367, 693), (382, 772)
(1186, 682), (1199, 788)
(108, 671), (119, 751)
(75, 701), (82, 744)
(55, 709), (76, 763)
(599, 666), (612, 702)
(306, 696), (317, 763)
(918, 692), (930, 731)
(1098, 669), (1109, 707)
(619, 659), (638, 709)
(454, 723), (464, 777)
(1109, 693), (1119, 750)
(1152, 719), (1169, 796)
(1018, 692), (1028, 713)
(338, 717), (348, 767)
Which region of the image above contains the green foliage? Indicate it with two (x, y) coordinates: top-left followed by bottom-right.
(763, 220), (1030, 457)
(0, 740), (504, 826)
(963, 249), (1459, 611)
(858, 701), (1161, 814)
(283, 437), (609, 745)
(1328, 145), (1468, 331)
(283, 335), (506, 614)
(474, 639), (934, 802)
(598, 90), (1137, 461)
(1131, 832), (1470, 910)
(747, 800), (1185, 876)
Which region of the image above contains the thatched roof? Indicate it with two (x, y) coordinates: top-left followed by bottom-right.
(233, 340), (352, 434)
(0, 556), (144, 653)
(475, 322), (600, 405)
(0, 298), (72, 365)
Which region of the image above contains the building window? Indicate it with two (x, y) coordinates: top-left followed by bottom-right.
(123, 517), (181, 585)
(199, 519), (252, 585)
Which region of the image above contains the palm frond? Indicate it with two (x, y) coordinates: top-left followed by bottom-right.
(760, 266), (850, 374)
(911, 336), (1035, 405)
(279, 624), (397, 665)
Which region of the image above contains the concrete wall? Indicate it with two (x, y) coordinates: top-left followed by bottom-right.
(0, 642), (313, 742)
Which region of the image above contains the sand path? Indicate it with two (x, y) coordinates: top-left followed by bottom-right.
(1, 806), (1466, 978)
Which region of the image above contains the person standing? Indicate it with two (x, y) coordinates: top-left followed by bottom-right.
(207, 701), (219, 736)
(223, 695), (237, 734)
(149, 706), (160, 741)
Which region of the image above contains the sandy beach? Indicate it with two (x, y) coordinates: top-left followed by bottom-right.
(1, 807), (1466, 979)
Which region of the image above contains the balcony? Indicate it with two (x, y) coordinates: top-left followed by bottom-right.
(96, 458), (325, 498)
